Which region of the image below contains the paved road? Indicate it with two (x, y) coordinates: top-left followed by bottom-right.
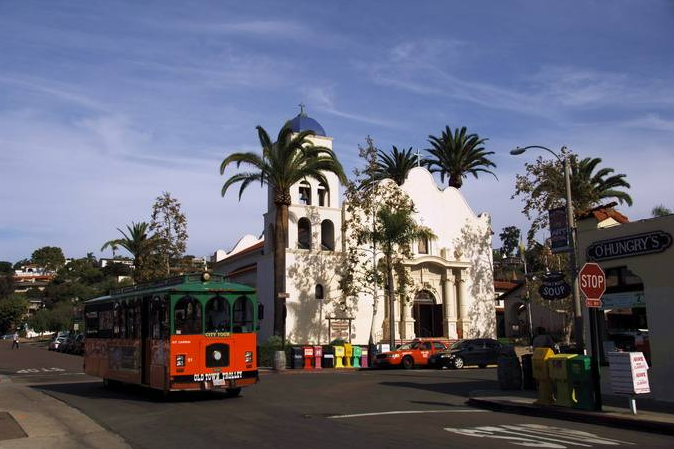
(1, 341), (673, 448)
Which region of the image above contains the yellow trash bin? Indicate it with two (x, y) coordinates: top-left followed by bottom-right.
(334, 346), (345, 369)
(547, 354), (576, 407)
(344, 343), (353, 368)
(532, 347), (554, 405)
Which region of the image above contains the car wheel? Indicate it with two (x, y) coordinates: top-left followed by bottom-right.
(401, 356), (414, 370)
(453, 357), (464, 369)
(225, 387), (241, 397)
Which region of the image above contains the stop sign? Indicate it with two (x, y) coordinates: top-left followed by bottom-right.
(579, 263), (606, 300)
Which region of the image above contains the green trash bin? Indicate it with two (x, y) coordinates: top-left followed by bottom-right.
(353, 346), (362, 368)
(569, 355), (596, 410)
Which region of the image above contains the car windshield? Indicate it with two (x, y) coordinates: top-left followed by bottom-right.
(450, 340), (464, 350)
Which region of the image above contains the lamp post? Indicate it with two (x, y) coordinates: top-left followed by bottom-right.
(510, 145), (584, 353)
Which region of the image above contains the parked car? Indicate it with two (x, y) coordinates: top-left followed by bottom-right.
(68, 334), (85, 355)
(374, 338), (452, 369)
(58, 334), (76, 353)
(49, 336), (67, 351)
(428, 338), (503, 369)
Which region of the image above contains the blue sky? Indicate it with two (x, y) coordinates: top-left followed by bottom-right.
(1, 0), (673, 262)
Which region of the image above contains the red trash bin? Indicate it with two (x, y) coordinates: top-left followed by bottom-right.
(314, 346), (323, 370)
(303, 346), (314, 369)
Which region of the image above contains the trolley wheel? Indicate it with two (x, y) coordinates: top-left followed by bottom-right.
(225, 387), (242, 397)
(401, 356), (414, 370)
(453, 357), (464, 369)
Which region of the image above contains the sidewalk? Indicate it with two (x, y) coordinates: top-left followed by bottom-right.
(468, 389), (674, 436)
(0, 375), (130, 449)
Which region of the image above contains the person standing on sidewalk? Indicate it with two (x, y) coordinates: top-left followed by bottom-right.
(11, 331), (19, 349)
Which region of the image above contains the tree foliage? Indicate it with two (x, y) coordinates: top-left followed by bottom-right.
(102, 221), (156, 282)
(0, 275), (14, 299)
(498, 226), (521, 257)
(424, 125), (496, 189)
(150, 192), (188, 277)
(371, 145), (418, 186)
(652, 204), (672, 217)
(27, 302), (73, 333)
(512, 149), (632, 241)
(0, 295), (28, 333)
(31, 246), (66, 271)
(0, 261), (13, 274)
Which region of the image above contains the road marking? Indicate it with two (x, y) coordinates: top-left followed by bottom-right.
(15, 367), (66, 374)
(444, 424), (635, 448)
(328, 409), (490, 419)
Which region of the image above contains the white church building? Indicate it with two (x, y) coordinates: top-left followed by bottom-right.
(213, 110), (496, 345)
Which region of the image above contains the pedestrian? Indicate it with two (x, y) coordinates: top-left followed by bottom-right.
(532, 327), (555, 351)
(11, 331), (19, 349)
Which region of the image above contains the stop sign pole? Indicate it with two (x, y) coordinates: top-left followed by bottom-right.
(579, 262), (606, 411)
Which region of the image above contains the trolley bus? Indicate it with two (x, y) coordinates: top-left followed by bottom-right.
(83, 272), (262, 396)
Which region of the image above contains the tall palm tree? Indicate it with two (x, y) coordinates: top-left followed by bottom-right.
(534, 156), (632, 211)
(372, 146), (418, 186)
(220, 124), (347, 339)
(425, 126), (496, 188)
(365, 206), (436, 347)
(101, 222), (153, 282)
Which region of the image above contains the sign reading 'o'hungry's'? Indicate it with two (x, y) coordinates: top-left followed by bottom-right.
(586, 231), (672, 261)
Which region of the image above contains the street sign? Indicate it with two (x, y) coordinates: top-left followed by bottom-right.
(585, 298), (602, 308)
(538, 271), (571, 300)
(579, 262), (606, 300)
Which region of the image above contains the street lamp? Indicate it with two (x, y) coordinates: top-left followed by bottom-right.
(510, 145), (584, 353)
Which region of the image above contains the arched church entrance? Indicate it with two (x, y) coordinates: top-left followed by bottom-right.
(413, 290), (443, 338)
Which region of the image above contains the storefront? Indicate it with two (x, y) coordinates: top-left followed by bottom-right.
(577, 213), (674, 402)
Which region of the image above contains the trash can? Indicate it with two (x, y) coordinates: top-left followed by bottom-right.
(547, 354), (576, 407)
(361, 347), (369, 368)
(322, 345), (334, 369)
(532, 347), (555, 404)
(521, 354), (535, 390)
(303, 346), (314, 370)
(313, 346), (323, 370)
(569, 355), (595, 410)
(334, 346), (345, 369)
(497, 347), (522, 390)
(353, 346), (362, 368)
(291, 346), (304, 369)
(344, 344), (353, 368)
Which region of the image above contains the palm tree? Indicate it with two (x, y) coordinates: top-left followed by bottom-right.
(425, 126), (496, 188)
(372, 146), (418, 186)
(652, 205), (672, 217)
(365, 206), (436, 347)
(534, 156), (632, 211)
(220, 124), (346, 339)
(101, 222), (153, 282)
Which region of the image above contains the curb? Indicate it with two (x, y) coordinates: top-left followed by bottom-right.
(467, 396), (674, 436)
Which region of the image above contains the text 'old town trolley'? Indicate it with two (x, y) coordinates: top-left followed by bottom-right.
(83, 272), (262, 396)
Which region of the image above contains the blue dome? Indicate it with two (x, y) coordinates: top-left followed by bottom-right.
(288, 106), (326, 136)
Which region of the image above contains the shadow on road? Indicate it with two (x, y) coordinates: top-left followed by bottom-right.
(33, 381), (240, 404)
(379, 379), (497, 398)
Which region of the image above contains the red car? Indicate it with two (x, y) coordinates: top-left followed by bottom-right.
(374, 338), (453, 369)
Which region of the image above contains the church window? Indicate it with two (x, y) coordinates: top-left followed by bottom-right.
(299, 181), (312, 205)
(298, 217), (312, 249)
(418, 237), (429, 254)
(321, 219), (335, 251)
(318, 182), (329, 207)
(315, 284), (324, 300)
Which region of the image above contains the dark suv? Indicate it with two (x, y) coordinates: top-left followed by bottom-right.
(428, 338), (503, 369)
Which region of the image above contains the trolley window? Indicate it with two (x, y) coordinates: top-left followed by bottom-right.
(232, 296), (254, 333)
(174, 296), (203, 335)
(205, 296), (231, 333)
